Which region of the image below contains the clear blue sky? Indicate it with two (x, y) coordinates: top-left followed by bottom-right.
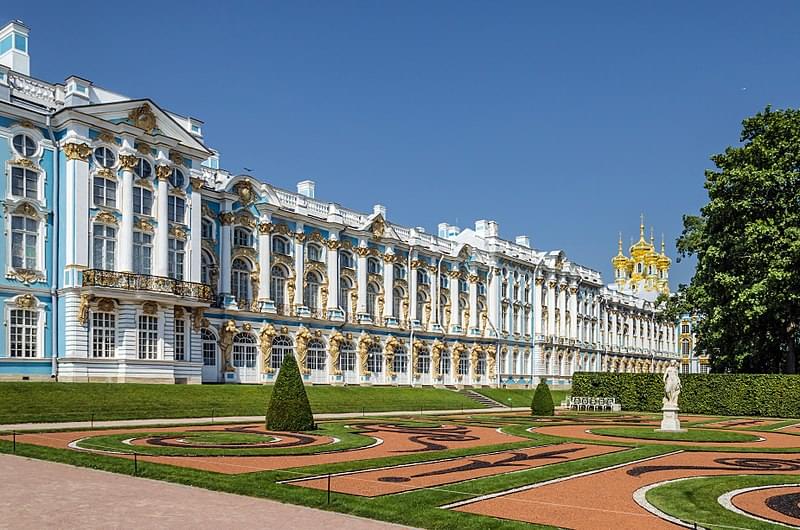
(7, 1), (800, 286)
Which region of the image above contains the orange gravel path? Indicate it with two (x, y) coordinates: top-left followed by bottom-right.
(731, 485), (800, 527)
(5, 423), (525, 475)
(455, 451), (800, 530)
(294, 443), (624, 497)
(533, 423), (800, 448)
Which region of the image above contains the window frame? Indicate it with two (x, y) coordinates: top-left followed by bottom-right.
(92, 222), (117, 271)
(90, 311), (116, 358)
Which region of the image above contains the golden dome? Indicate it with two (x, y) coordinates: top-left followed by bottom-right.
(657, 236), (672, 269)
(629, 216), (655, 259)
(612, 233), (630, 269)
(645, 230), (659, 266)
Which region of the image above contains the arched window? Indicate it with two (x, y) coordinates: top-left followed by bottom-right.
(367, 257), (381, 275)
(458, 353), (469, 376)
(231, 259), (251, 305)
(416, 291), (427, 322)
(476, 352), (487, 375)
(201, 251), (216, 286)
(478, 281), (486, 296)
(340, 251), (354, 269)
(232, 333), (257, 368)
(271, 335), (294, 370)
(416, 269), (429, 285)
(394, 265), (406, 280)
(201, 329), (217, 366)
(366, 283), (379, 320)
(233, 227), (252, 247)
(440, 274), (449, 289)
(306, 339), (326, 371)
(417, 348), (430, 374)
(304, 271), (321, 312)
(392, 286), (404, 317)
(272, 236), (289, 255)
(439, 350), (451, 375)
(271, 265), (288, 311)
(393, 346), (407, 374)
(367, 344), (383, 373)
(438, 294), (448, 325)
(11, 215), (39, 270)
(339, 276), (352, 316)
(339, 341), (356, 371)
(306, 243), (322, 262)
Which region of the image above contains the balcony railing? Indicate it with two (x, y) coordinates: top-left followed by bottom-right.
(83, 269), (214, 303)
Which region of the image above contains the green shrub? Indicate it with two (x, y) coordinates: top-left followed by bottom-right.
(531, 381), (555, 416)
(265, 354), (315, 431)
(571, 372), (800, 418)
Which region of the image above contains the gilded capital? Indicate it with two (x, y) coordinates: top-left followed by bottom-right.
(155, 164), (172, 181)
(190, 177), (205, 191)
(118, 154), (138, 172)
(258, 222), (272, 235)
(219, 212), (235, 226)
(63, 142), (92, 161)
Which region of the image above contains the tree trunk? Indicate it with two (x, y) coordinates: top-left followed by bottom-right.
(787, 336), (797, 374)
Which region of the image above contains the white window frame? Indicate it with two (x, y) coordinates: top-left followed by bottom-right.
(93, 175), (118, 209)
(174, 317), (188, 361)
(168, 195), (186, 224)
(168, 237), (186, 280)
(202, 328), (217, 366)
(9, 165), (41, 201)
(133, 230), (153, 276)
(92, 222), (117, 270)
(137, 314), (159, 360)
(90, 311), (116, 358)
(6, 296), (44, 358)
(133, 185), (153, 216)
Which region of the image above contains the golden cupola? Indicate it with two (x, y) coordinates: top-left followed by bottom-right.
(657, 235), (672, 270)
(629, 216), (655, 262)
(612, 215), (671, 299)
(611, 233), (630, 284)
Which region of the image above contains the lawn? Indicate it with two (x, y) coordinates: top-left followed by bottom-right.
(474, 387), (569, 408)
(0, 383), (484, 424)
(589, 426), (761, 443)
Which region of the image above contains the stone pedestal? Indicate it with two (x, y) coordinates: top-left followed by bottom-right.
(656, 406), (686, 432)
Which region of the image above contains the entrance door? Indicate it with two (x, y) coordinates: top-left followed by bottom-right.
(232, 333), (259, 383)
(201, 329), (220, 383)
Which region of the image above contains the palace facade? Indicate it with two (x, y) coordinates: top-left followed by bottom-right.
(0, 20), (682, 385)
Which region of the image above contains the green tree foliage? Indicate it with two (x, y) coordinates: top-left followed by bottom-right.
(677, 107), (800, 373)
(531, 381), (555, 416)
(265, 354), (315, 431)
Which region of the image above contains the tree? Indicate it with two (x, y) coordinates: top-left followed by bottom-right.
(266, 353), (316, 431)
(531, 381), (555, 416)
(677, 106), (800, 373)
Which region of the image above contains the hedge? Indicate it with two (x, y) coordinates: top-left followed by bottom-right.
(531, 381), (555, 416)
(571, 372), (800, 418)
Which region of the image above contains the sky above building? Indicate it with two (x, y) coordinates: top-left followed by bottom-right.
(5, 1), (800, 286)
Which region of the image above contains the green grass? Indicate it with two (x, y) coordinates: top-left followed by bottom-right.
(0, 383), (485, 423)
(646, 474), (800, 529)
(473, 388), (569, 408)
(589, 426), (761, 443)
(178, 432), (276, 445)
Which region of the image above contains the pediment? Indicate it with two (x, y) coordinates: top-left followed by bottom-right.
(359, 213), (400, 241)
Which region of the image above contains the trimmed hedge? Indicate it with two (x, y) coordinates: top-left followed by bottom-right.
(265, 354), (316, 431)
(531, 381), (555, 416)
(571, 372), (800, 418)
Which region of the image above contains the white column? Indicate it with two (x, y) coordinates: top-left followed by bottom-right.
(487, 268), (500, 335)
(383, 252), (394, 322)
(356, 245), (368, 314)
(547, 279), (556, 336)
(220, 208), (232, 295)
(326, 236), (339, 313)
(569, 285), (578, 339)
(430, 264), (439, 327)
(449, 271), (459, 330)
(155, 165), (171, 277)
(294, 231), (305, 308)
(118, 154), (136, 273)
(189, 178), (203, 283)
(257, 217), (271, 303)
(533, 278), (543, 335)
(558, 284), (566, 337)
(468, 274), (478, 330)
(408, 257), (418, 323)
(62, 141), (91, 287)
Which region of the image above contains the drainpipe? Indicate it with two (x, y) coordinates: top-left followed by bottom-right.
(46, 113), (59, 379)
(435, 254), (444, 326)
(406, 245), (415, 386)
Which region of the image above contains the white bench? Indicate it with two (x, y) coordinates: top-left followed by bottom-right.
(563, 396), (622, 412)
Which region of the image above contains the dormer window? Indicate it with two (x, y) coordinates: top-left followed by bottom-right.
(170, 169), (185, 188)
(93, 147), (116, 168)
(233, 227), (253, 247)
(134, 158), (152, 179)
(12, 134), (36, 157)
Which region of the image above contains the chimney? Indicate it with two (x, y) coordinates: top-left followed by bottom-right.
(297, 180), (315, 198)
(486, 220), (499, 237)
(373, 204), (386, 217)
(0, 20), (30, 76)
(515, 235), (530, 248)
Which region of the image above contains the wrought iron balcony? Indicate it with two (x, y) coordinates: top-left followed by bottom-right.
(82, 269), (214, 303)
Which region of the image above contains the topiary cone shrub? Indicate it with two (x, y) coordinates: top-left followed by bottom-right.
(266, 353), (316, 431)
(531, 381), (555, 416)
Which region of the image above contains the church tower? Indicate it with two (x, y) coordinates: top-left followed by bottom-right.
(611, 215), (671, 300)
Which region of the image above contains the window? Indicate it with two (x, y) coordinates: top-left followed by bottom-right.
(681, 323), (690, 334)
(271, 335), (293, 370)
(513, 307), (520, 334)
(307, 244), (322, 262)
(201, 251), (215, 285)
(502, 281), (508, 298)
(416, 291), (427, 322)
(393, 346), (408, 374)
(168, 238), (185, 280)
(367, 345), (383, 373)
(306, 339), (326, 371)
(304, 271), (321, 311)
(339, 251), (354, 268)
(440, 274), (449, 289)
(12, 134), (36, 157)
(93, 177), (117, 208)
(339, 276), (352, 316)
(231, 259), (251, 304)
(134, 158), (152, 179)
(174, 318), (186, 361)
(233, 227), (252, 247)
(11, 167), (38, 199)
(202, 329), (217, 366)
(439, 352), (451, 375)
(417, 348), (430, 374)
(367, 257), (381, 274)
(416, 269), (429, 285)
(392, 287), (404, 317)
(9, 309), (38, 357)
(168, 196), (186, 224)
(458, 355), (469, 376)
(501, 306), (508, 332)
(272, 265), (287, 310)
(339, 341), (356, 371)
(459, 279), (468, 293)
(91, 312), (116, 358)
(133, 231), (152, 275)
(133, 186), (153, 215)
(272, 236), (289, 255)
(681, 339), (690, 355)
(94, 147), (116, 168)
(476, 353), (486, 375)
(478, 282), (486, 296)
(394, 265), (406, 280)
(138, 315), (158, 359)
(201, 219), (215, 240)
(93, 224), (116, 270)
(169, 168), (185, 188)
(700, 362), (710, 374)
(438, 294), (448, 326)
(366, 283), (379, 320)
(232, 333), (257, 368)
(11, 215), (38, 270)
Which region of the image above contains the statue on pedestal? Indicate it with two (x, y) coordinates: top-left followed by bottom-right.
(658, 360), (685, 432)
